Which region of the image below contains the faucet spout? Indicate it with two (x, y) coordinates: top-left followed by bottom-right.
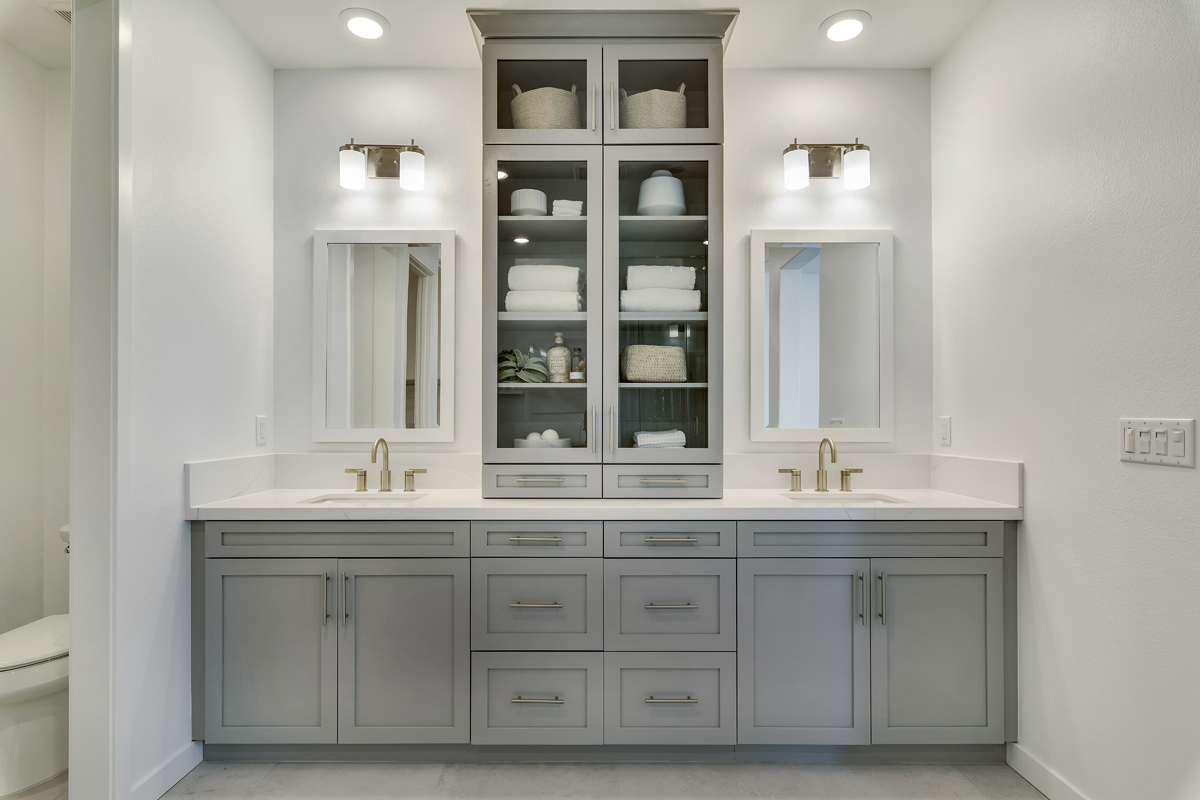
(816, 437), (838, 491)
(370, 437), (391, 492)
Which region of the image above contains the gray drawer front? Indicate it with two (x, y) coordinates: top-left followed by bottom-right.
(472, 558), (603, 650)
(604, 521), (736, 558)
(483, 465), (602, 499)
(737, 521), (1003, 558)
(472, 522), (603, 557)
(471, 652), (603, 745)
(202, 521), (469, 558)
(604, 559), (736, 651)
(603, 652), (736, 745)
(602, 465), (723, 499)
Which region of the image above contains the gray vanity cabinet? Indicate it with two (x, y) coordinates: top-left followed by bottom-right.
(204, 559), (339, 744)
(870, 558), (1005, 744)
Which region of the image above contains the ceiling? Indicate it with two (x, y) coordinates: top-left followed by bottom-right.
(0, 0), (70, 69)
(211, 0), (994, 70)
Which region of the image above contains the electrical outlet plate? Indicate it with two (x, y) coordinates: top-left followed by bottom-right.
(255, 415), (268, 446)
(939, 416), (952, 446)
(1120, 418), (1194, 468)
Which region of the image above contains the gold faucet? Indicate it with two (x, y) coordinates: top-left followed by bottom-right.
(371, 438), (391, 492)
(404, 468), (427, 492)
(816, 437), (838, 491)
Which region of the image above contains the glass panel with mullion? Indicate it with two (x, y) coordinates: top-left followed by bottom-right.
(496, 60), (588, 132)
(617, 60), (709, 131)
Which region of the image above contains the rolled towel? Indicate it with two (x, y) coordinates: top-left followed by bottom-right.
(551, 208), (582, 217)
(634, 429), (687, 448)
(553, 199), (583, 211)
(620, 288), (702, 312)
(507, 264), (581, 292)
(505, 290), (581, 312)
(626, 265), (696, 290)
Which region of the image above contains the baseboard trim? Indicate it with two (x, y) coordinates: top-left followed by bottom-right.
(129, 741), (202, 800)
(1007, 743), (1090, 800)
(203, 743), (1006, 765)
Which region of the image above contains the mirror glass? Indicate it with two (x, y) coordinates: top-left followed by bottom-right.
(764, 241), (879, 429)
(320, 240), (448, 436)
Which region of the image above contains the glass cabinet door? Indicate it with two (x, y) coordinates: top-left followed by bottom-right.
(601, 43), (723, 145)
(484, 44), (603, 146)
(603, 145), (723, 464)
(484, 145), (603, 464)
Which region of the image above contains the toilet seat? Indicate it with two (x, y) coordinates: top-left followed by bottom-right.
(0, 615), (69, 673)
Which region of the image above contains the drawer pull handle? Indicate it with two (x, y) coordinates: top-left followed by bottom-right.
(510, 602), (563, 608)
(512, 696), (564, 704)
(644, 537), (698, 543)
(645, 696), (698, 704)
(509, 536), (564, 542)
(639, 478), (689, 485)
(645, 603), (698, 610)
(516, 477), (566, 483)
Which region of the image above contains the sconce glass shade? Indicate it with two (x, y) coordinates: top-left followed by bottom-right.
(783, 144), (810, 190)
(339, 145), (366, 190)
(397, 147), (425, 191)
(843, 145), (870, 190)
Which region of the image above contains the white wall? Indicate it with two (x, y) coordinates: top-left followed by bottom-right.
(724, 69), (932, 454)
(119, 0), (273, 795)
(273, 68), (481, 453)
(0, 38), (47, 634)
(932, 2), (1200, 799)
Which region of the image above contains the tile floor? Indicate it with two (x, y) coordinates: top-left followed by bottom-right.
(163, 762), (1048, 799)
(9, 771), (67, 800)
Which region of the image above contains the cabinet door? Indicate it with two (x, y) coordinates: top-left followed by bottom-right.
(603, 145), (723, 465)
(337, 559), (469, 743)
(484, 145), (604, 467)
(205, 559), (337, 743)
(870, 558), (1004, 744)
(737, 559), (871, 744)
(601, 43), (722, 144)
(484, 43), (603, 145)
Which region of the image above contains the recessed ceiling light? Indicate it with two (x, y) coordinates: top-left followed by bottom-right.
(514, 237), (529, 244)
(819, 10), (871, 42)
(497, 170), (509, 180)
(339, 8), (389, 39)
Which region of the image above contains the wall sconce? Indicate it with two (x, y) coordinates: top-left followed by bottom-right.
(338, 138), (425, 191)
(783, 138), (870, 190)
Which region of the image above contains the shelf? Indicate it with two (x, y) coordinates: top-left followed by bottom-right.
(498, 382), (589, 392)
(618, 216), (708, 242)
(618, 312), (708, 322)
(498, 216), (587, 243)
(498, 312), (587, 331)
(619, 382), (708, 390)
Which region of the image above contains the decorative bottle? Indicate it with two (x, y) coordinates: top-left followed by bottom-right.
(569, 347), (585, 382)
(547, 332), (570, 383)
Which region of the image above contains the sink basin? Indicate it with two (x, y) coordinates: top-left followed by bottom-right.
(302, 492), (427, 505)
(779, 492), (909, 505)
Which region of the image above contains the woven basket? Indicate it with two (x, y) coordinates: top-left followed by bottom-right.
(511, 84), (581, 130)
(619, 83), (687, 129)
(621, 345), (687, 383)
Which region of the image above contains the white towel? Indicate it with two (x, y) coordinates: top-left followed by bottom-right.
(505, 291), (582, 312)
(551, 208), (582, 217)
(553, 199), (583, 211)
(507, 264), (581, 292)
(634, 429), (687, 448)
(626, 265), (696, 290)
(620, 288), (702, 312)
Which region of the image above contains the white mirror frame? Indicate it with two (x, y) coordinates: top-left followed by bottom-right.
(312, 229), (456, 443)
(749, 229), (893, 443)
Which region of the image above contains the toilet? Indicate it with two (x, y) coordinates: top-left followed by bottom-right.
(0, 615), (69, 797)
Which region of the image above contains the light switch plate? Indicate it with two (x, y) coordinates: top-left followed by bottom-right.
(939, 416), (952, 446)
(1119, 418), (1194, 468)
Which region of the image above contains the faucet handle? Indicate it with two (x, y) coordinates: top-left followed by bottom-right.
(778, 468), (803, 492)
(345, 468), (368, 492)
(405, 468), (428, 475)
(839, 468), (863, 493)
(403, 468), (427, 492)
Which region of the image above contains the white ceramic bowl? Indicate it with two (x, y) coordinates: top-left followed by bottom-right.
(510, 188), (548, 216)
(513, 438), (572, 448)
(636, 170), (686, 216)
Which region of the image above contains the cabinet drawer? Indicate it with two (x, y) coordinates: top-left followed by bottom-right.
(604, 559), (736, 651)
(471, 652), (604, 745)
(603, 652), (736, 745)
(604, 521), (736, 557)
(472, 522), (602, 557)
(483, 465), (602, 499)
(472, 558), (603, 650)
(737, 521), (1003, 558)
(603, 465), (722, 499)
(202, 521), (469, 558)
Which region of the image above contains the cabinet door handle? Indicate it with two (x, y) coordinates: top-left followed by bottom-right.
(591, 405), (598, 453)
(609, 81), (615, 130)
(323, 572), (329, 625)
(639, 478), (688, 485)
(645, 696), (698, 704)
(508, 536), (563, 542)
(644, 603), (698, 610)
(512, 696), (564, 704)
(858, 572), (866, 626)
(878, 572), (887, 626)
(589, 82), (596, 131)
(510, 602), (563, 608)
(516, 477), (565, 483)
(341, 572), (349, 626)
(644, 537), (698, 543)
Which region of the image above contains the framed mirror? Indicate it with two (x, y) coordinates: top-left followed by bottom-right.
(312, 230), (455, 442)
(749, 229), (893, 442)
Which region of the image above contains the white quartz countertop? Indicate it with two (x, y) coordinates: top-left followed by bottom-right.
(190, 487), (1022, 522)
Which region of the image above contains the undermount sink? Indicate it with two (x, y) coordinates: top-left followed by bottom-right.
(779, 492), (909, 504)
(302, 492), (427, 505)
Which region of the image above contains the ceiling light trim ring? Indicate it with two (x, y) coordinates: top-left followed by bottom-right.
(339, 7), (391, 39)
(818, 9), (871, 42)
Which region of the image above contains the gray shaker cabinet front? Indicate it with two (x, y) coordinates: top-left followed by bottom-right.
(205, 559), (338, 744)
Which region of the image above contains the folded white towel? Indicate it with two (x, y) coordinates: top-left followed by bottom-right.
(553, 199), (583, 211)
(626, 265), (696, 290)
(620, 288), (702, 312)
(505, 291), (582, 313)
(551, 208), (582, 217)
(634, 429), (687, 448)
(507, 264), (581, 292)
